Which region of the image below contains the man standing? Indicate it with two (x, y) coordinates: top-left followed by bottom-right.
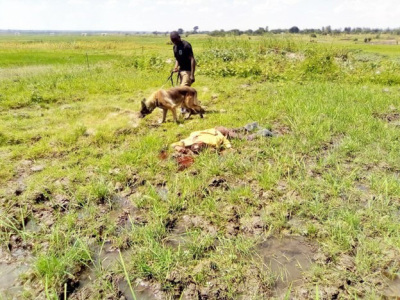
(170, 31), (196, 86)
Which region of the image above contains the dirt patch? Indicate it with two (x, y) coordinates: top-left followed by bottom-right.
(286, 52), (305, 61)
(110, 195), (147, 230)
(240, 216), (266, 236)
(163, 215), (218, 248)
(373, 111), (400, 123)
(272, 121), (291, 136)
(107, 110), (142, 129)
(370, 40), (398, 45)
(257, 236), (315, 298)
(209, 177), (229, 190)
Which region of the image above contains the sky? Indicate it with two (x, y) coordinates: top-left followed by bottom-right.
(0, 0), (399, 32)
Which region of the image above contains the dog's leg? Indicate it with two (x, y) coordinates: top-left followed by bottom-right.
(199, 107), (204, 118)
(192, 105), (204, 118)
(162, 108), (167, 123)
(171, 108), (179, 123)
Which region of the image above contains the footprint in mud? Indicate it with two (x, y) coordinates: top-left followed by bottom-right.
(257, 236), (315, 298)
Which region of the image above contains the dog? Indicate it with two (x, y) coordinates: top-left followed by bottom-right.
(140, 86), (205, 123)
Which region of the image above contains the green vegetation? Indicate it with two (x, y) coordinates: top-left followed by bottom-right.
(0, 34), (400, 299)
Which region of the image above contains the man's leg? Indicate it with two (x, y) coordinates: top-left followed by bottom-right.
(179, 71), (191, 87)
(179, 71), (191, 114)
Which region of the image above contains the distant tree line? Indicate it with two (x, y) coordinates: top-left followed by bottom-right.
(204, 26), (400, 36)
(151, 26), (400, 37)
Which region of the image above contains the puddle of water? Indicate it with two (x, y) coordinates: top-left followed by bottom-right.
(163, 232), (189, 249)
(156, 186), (168, 201)
(355, 184), (369, 192)
(0, 262), (29, 297)
(76, 247), (161, 299)
(162, 216), (191, 249)
(25, 218), (41, 233)
(75, 243), (138, 294)
(383, 276), (400, 297)
(258, 237), (314, 297)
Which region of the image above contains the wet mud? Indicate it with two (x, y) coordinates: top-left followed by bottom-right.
(258, 236), (315, 298)
(0, 247), (31, 298)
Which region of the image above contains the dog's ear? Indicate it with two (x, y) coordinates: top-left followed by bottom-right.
(141, 98), (146, 109)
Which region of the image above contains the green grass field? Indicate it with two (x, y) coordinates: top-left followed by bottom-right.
(0, 33), (400, 299)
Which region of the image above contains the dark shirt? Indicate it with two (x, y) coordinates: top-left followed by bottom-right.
(173, 40), (193, 72)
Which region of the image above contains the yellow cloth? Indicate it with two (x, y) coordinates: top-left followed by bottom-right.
(171, 128), (231, 149)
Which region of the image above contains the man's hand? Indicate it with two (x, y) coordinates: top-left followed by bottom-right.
(173, 67), (179, 72)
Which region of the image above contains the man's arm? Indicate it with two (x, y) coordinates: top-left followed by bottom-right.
(173, 60), (179, 72)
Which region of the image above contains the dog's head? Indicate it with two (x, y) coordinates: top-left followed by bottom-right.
(139, 98), (151, 118)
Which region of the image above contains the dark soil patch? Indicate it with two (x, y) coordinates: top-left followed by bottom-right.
(163, 215), (218, 249)
(373, 111), (400, 123)
(110, 195), (147, 229)
(272, 121), (291, 136)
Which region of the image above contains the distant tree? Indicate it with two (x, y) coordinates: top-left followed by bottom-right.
(344, 27), (351, 33)
(209, 30), (225, 37)
(254, 27), (266, 35)
(177, 28), (184, 34)
(325, 25), (332, 34)
(289, 26), (300, 33)
(265, 26), (269, 32)
(152, 31), (158, 35)
(193, 26), (199, 33)
(270, 29), (285, 34)
(229, 29), (242, 36)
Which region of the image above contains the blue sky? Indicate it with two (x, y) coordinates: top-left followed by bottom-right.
(0, 0), (399, 31)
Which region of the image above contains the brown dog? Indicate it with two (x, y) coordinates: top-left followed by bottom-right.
(140, 86), (205, 123)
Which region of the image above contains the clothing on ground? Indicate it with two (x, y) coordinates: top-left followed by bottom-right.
(171, 128), (232, 150)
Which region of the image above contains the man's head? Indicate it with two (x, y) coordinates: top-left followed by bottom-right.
(170, 31), (182, 45)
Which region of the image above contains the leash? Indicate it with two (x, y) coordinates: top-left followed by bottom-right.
(166, 71), (174, 86)
(160, 70), (180, 88)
